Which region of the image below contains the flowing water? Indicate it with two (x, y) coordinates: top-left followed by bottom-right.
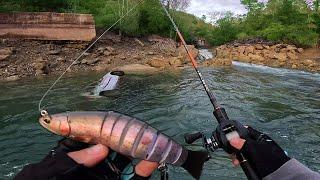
(0, 62), (320, 179)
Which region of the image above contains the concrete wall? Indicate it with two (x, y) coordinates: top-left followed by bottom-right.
(0, 12), (96, 41)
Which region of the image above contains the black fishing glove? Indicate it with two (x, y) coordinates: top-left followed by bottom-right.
(14, 138), (151, 180)
(238, 127), (291, 178)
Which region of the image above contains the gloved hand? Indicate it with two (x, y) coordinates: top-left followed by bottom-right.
(229, 127), (291, 178)
(14, 138), (158, 180)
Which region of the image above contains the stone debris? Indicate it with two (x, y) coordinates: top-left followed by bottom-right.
(214, 42), (320, 72)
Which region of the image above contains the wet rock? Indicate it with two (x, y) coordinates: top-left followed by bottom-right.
(297, 48), (304, 53)
(291, 64), (298, 69)
(5, 75), (19, 81)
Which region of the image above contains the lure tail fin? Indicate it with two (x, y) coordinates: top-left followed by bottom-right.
(182, 150), (209, 180)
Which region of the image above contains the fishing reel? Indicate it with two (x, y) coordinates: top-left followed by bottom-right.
(184, 132), (220, 153)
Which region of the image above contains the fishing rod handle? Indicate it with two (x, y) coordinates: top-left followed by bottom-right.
(236, 152), (260, 180)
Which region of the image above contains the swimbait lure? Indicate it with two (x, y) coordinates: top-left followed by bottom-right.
(39, 111), (208, 179)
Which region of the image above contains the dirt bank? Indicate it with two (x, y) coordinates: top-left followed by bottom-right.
(0, 33), (199, 81)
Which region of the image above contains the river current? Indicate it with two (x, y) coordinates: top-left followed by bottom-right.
(0, 62), (319, 179)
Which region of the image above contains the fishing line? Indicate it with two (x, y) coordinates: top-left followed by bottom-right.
(38, 0), (144, 112)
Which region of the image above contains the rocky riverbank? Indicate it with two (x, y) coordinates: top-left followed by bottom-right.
(0, 33), (199, 81)
(207, 39), (320, 72)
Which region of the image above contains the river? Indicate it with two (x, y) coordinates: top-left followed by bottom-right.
(0, 62), (319, 179)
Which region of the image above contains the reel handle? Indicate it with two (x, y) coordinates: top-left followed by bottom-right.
(184, 132), (203, 144)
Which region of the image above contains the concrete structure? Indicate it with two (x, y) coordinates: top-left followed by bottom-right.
(0, 12), (96, 41)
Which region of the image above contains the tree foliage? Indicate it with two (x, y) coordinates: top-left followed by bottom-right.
(209, 0), (320, 47)
(1, 0), (319, 47)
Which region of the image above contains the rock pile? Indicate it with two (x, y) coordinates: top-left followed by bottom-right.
(146, 45), (199, 69)
(215, 43), (320, 72)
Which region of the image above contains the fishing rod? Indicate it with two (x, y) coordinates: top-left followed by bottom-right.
(161, 3), (260, 180)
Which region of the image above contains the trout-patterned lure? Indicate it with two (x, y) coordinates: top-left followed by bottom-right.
(39, 111), (208, 179)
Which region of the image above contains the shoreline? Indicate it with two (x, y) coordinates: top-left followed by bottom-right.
(0, 33), (199, 82)
(1, 33), (320, 82)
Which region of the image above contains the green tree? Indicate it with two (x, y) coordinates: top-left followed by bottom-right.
(240, 0), (264, 11)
